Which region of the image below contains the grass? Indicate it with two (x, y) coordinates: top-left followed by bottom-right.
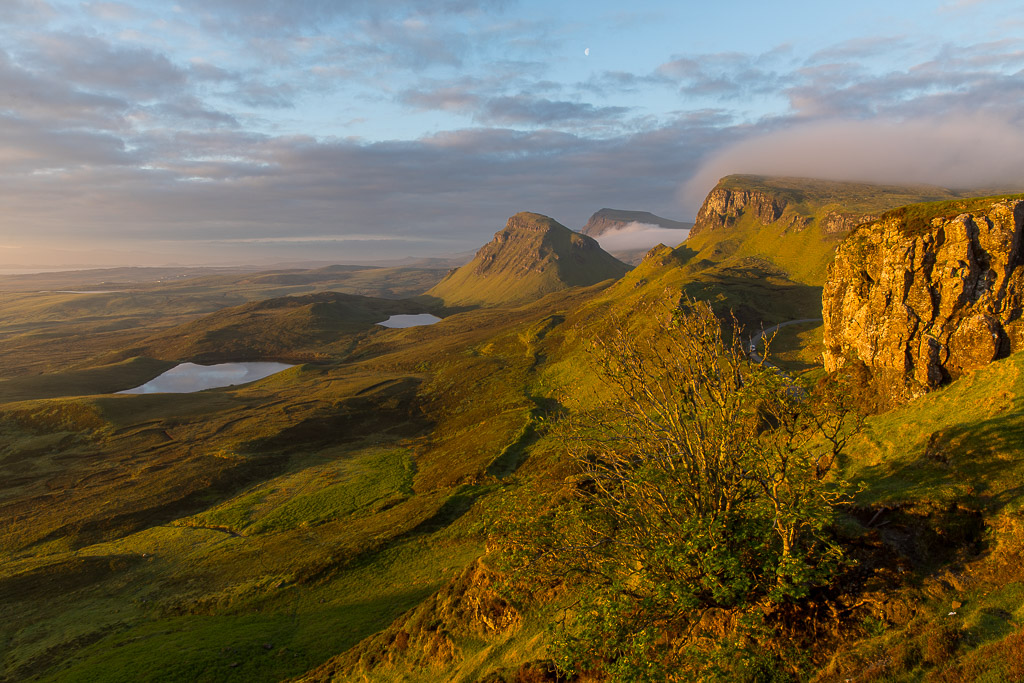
(844, 350), (1024, 511)
(877, 193), (1024, 237)
(5, 185), (1024, 682)
(0, 265), (573, 682)
(425, 212), (628, 307)
(35, 537), (478, 683)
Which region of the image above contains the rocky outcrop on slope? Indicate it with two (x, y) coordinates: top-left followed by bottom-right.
(823, 197), (1024, 398)
(691, 187), (789, 236)
(821, 210), (878, 235)
(580, 208), (691, 237)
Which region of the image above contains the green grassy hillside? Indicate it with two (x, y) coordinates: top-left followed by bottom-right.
(426, 212), (629, 307)
(686, 175), (985, 286)
(4, 186), (1024, 682)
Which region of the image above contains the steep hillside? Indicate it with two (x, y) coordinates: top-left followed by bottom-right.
(580, 208), (691, 236)
(823, 194), (1024, 401)
(425, 212), (629, 307)
(687, 175), (971, 285)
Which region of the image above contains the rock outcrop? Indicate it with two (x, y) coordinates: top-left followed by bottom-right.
(580, 208), (690, 237)
(823, 197), (1024, 398)
(691, 187), (788, 236)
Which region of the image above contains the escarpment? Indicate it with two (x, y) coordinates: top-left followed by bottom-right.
(823, 196), (1024, 399)
(691, 187), (788, 236)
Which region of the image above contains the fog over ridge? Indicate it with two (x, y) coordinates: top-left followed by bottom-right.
(593, 222), (690, 253)
(682, 114), (1024, 210)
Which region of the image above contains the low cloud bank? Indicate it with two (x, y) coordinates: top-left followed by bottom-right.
(681, 114), (1024, 211)
(593, 222), (690, 253)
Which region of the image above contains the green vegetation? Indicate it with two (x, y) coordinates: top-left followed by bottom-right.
(4, 182), (1024, 682)
(500, 300), (857, 681)
(426, 211), (629, 307)
(688, 175), (1001, 287)
(875, 192), (1024, 236)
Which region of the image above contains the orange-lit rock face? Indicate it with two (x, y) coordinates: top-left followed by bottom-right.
(823, 198), (1024, 398)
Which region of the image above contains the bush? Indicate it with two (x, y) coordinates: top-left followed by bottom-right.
(501, 299), (858, 681)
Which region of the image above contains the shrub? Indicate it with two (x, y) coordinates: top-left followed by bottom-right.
(501, 299), (859, 681)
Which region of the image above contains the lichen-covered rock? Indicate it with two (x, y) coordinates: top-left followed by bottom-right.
(823, 198), (1024, 399)
(691, 187), (787, 236)
(821, 210), (877, 235)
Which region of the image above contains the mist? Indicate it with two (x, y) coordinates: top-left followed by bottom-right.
(681, 114), (1024, 212)
(593, 222), (691, 253)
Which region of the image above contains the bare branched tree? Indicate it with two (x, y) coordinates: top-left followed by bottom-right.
(499, 297), (860, 681)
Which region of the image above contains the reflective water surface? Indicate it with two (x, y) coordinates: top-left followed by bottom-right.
(119, 362), (294, 394)
(377, 314), (443, 328)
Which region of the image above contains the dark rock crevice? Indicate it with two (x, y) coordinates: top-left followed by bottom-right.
(824, 198), (1024, 400)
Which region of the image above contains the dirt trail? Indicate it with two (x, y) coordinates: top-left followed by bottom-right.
(748, 318), (822, 365)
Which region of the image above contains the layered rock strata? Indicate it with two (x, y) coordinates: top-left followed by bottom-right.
(691, 188), (787, 236)
(823, 198), (1024, 397)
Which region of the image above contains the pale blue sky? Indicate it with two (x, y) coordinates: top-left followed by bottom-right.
(1, 0), (1023, 266)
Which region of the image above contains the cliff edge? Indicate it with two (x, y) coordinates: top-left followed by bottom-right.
(823, 195), (1024, 399)
(685, 175), (961, 285)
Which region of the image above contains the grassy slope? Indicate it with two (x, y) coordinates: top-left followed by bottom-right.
(0, 267), (611, 682)
(810, 350), (1024, 682)
(314, 191), (1024, 682)
(687, 175), (983, 287)
(6, 187), (1024, 683)
(425, 212), (628, 307)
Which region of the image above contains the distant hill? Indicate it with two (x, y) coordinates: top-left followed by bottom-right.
(580, 208), (691, 237)
(425, 212), (629, 307)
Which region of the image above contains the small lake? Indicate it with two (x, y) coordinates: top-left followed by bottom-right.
(377, 314), (443, 328)
(119, 362), (294, 394)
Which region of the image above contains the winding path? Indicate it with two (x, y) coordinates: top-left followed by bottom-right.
(748, 318), (822, 365)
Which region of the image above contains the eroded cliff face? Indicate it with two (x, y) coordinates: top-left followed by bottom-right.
(691, 187), (788, 236)
(823, 198), (1024, 398)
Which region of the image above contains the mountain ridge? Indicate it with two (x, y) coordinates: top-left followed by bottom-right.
(580, 207), (691, 236)
(425, 211), (629, 307)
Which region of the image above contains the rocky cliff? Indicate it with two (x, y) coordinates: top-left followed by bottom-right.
(691, 187), (789, 236)
(426, 212), (629, 307)
(580, 208), (691, 237)
(686, 175), (975, 286)
(823, 196), (1024, 398)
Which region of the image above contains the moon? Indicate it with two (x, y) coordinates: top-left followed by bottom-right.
(584, 47), (590, 56)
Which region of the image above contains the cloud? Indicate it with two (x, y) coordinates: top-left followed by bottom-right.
(400, 81), (630, 128)
(593, 222), (690, 253)
(479, 96), (629, 126)
(0, 0), (54, 25)
(655, 49), (793, 100)
(27, 32), (188, 100)
(682, 114), (1024, 209)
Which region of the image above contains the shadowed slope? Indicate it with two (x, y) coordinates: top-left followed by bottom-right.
(426, 212), (629, 307)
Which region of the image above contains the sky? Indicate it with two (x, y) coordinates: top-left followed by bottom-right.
(2, 0), (1024, 267)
